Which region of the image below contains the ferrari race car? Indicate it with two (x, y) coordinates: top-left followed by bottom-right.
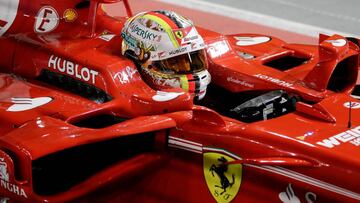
(0, 0), (360, 202)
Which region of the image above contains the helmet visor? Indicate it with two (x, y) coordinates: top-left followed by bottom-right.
(152, 50), (207, 74)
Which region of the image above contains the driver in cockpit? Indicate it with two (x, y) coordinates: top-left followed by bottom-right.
(120, 10), (211, 100)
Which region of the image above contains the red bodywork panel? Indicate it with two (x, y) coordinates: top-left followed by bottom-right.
(0, 1), (360, 203)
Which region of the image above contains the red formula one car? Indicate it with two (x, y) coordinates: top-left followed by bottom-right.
(0, 0), (360, 202)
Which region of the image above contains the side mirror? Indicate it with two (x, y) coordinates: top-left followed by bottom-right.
(91, 0), (132, 16)
(87, 0), (132, 36)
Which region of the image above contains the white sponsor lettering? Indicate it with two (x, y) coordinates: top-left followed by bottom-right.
(207, 40), (230, 58)
(279, 183), (317, 203)
(48, 55), (99, 84)
(169, 47), (187, 56)
(0, 0), (19, 36)
(316, 137), (341, 148)
(129, 23), (158, 41)
(227, 77), (254, 88)
(254, 74), (293, 88)
(350, 138), (360, 146)
(0, 158), (27, 198)
(34, 6), (59, 33)
(344, 102), (360, 109)
(183, 35), (198, 43)
(279, 184), (300, 203)
(113, 66), (138, 84)
(334, 132), (356, 142)
(0, 180), (27, 198)
(317, 126), (360, 148)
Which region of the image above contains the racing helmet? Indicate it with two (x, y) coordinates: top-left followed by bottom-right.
(121, 10), (211, 100)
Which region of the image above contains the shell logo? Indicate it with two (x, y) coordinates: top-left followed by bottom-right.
(63, 9), (78, 22)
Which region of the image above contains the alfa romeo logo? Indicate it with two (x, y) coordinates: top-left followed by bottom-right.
(203, 152), (242, 203)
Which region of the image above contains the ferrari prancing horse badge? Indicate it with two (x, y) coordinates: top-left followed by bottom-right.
(203, 152), (242, 203)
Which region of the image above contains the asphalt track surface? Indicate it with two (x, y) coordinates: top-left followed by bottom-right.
(105, 0), (316, 43)
(166, 0), (360, 37)
(204, 0), (360, 36)
(106, 0), (360, 44)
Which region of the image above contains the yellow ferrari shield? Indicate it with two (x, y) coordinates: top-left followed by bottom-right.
(175, 30), (184, 39)
(203, 152), (242, 203)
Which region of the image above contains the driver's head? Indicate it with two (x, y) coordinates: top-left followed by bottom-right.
(121, 10), (211, 100)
